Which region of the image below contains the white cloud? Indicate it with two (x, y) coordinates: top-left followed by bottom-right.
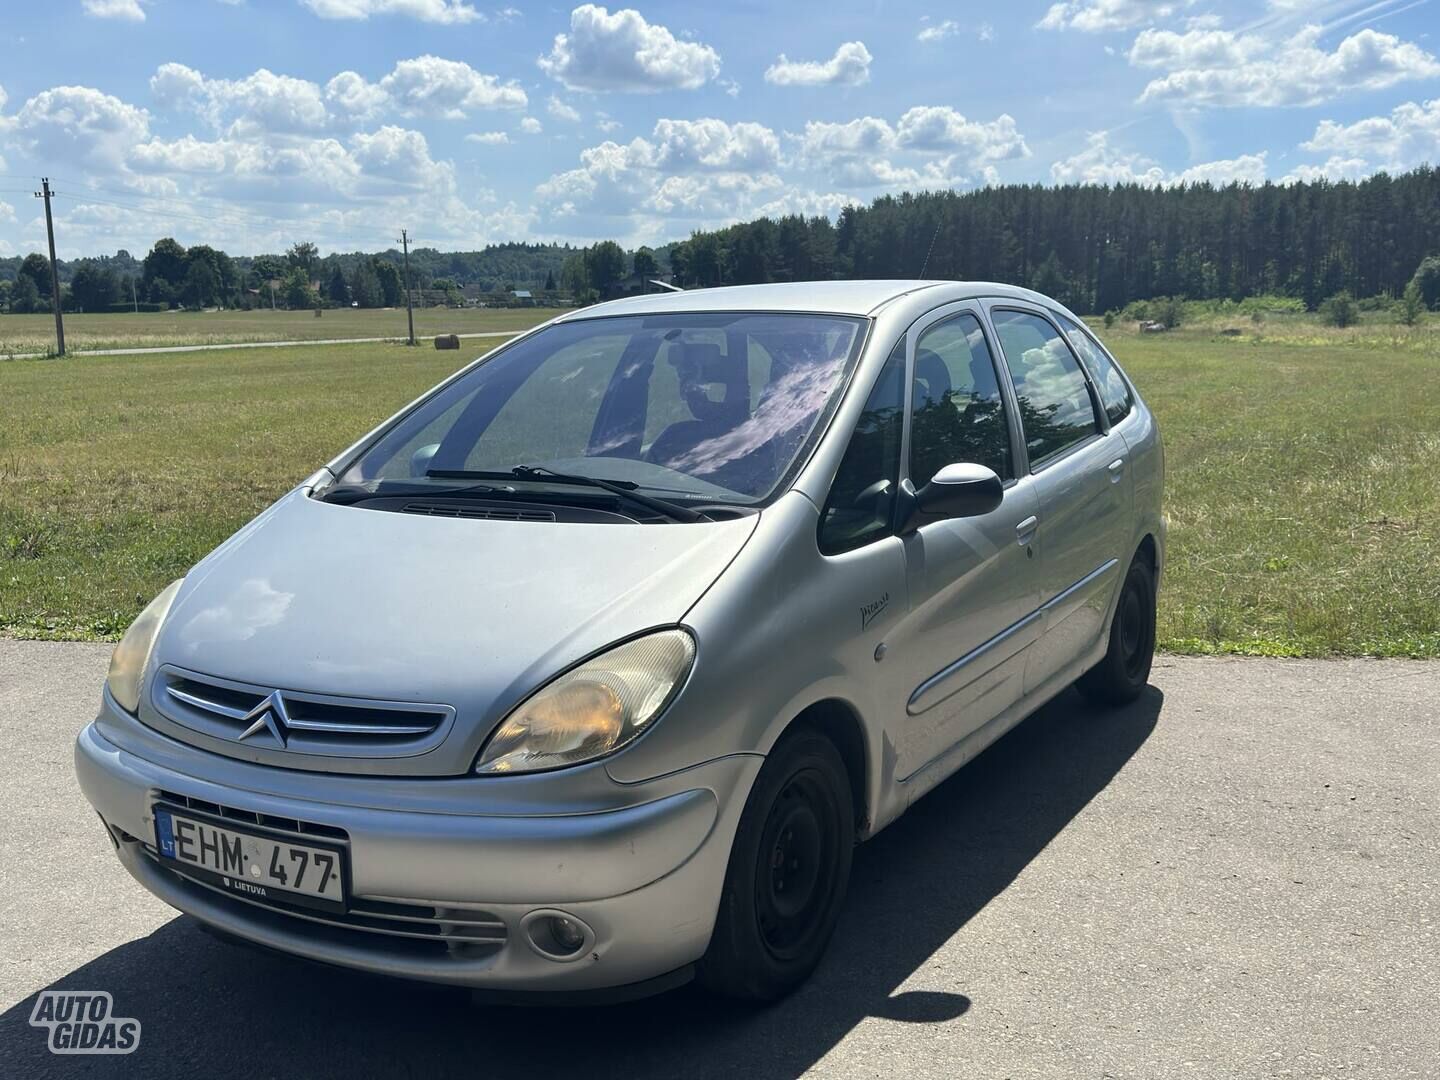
(153, 59), (525, 132)
(299, 0), (481, 22)
(324, 71), (390, 124)
(465, 130), (510, 144)
(1038, 0), (1192, 32)
(895, 106), (1029, 162)
(790, 107), (1028, 189)
(1300, 98), (1440, 174)
(764, 41), (872, 87)
(6, 85), (151, 170)
(82, 0), (146, 20)
(547, 95), (582, 123)
(917, 20), (959, 43)
(519, 116), (543, 134)
(538, 5), (721, 93)
(0, 200), (14, 223)
(379, 56), (527, 117)
(1131, 25), (1440, 107)
(1281, 157), (1371, 184)
(1050, 131), (1266, 185)
(535, 118), (791, 238)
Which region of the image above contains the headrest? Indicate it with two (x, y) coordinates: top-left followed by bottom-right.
(670, 341), (748, 422)
(914, 348), (952, 407)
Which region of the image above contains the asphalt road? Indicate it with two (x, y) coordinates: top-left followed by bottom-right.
(1, 641), (1435, 1079)
(1, 329), (520, 361)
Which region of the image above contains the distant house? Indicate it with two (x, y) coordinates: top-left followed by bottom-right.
(511, 289), (534, 306)
(602, 274), (674, 301)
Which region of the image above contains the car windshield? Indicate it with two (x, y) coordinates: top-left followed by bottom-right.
(338, 312), (867, 506)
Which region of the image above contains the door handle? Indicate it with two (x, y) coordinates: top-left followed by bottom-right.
(1107, 458), (1126, 482)
(1015, 515), (1039, 545)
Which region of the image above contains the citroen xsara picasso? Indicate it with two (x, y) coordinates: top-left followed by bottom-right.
(77, 280), (1163, 1001)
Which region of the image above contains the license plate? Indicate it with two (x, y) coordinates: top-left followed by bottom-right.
(153, 805), (347, 913)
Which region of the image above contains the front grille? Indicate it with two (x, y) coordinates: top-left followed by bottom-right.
(153, 666), (455, 759)
(401, 502), (556, 522)
(144, 794), (507, 958)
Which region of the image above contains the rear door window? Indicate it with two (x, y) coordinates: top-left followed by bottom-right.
(990, 309), (1101, 467)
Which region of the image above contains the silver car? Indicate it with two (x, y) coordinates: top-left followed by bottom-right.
(76, 280), (1163, 1002)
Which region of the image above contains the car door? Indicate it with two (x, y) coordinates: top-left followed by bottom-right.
(885, 305), (1043, 781)
(985, 304), (1133, 694)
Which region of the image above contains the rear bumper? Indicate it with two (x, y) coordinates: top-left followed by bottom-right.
(75, 710), (760, 992)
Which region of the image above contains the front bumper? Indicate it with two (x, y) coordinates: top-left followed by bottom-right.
(75, 704), (760, 993)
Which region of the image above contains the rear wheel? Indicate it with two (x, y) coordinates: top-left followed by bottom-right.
(1077, 555), (1156, 705)
(699, 729), (854, 1001)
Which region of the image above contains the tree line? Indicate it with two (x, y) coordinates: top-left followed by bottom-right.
(664, 166), (1440, 313)
(4, 166), (1439, 316)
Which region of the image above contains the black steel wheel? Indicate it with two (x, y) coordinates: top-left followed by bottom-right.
(699, 729), (854, 1001)
(1078, 554), (1156, 706)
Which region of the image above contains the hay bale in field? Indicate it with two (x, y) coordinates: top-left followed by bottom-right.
(434, 333), (460, 350)
(1139, 320), (1168, 333)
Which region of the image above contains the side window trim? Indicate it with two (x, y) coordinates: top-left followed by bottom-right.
(1068, 318), (1136, 427)
(900, 301), (1024, 488)
(982, 300), (1109, 473)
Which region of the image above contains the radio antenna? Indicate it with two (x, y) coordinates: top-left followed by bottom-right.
(918, 202), (945, 279)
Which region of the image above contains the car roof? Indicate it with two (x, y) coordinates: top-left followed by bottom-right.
(554, 279), (1060, 320)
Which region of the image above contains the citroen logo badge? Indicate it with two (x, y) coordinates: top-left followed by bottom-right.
(237, 690), (291, 747)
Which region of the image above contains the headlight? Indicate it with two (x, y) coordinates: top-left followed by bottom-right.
(106, 580), (183, 714)
(475, 629), (696, 775)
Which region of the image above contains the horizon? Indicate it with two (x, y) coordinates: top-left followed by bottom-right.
(1, 1), (1438, 260)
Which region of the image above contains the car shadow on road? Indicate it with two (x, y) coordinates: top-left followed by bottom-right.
(0, 686), (1161, 1080)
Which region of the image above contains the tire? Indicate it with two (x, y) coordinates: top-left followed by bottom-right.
(698, 728), (855, 1002)
(1077, 554), (1156, 706)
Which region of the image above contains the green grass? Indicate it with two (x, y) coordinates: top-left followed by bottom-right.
(0, 306), (551, 355)
(1, 317), (1437, 655)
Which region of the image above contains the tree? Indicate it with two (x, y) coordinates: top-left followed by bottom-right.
(142, 238), (188, 294)
(1410, 255), (1440, 310)
(1320, 290), (1358, 327)
(19, 253), (52, 297)
(584, 240), (627, 296)
(185, 245), (235, 306)
(182, 258), (219, 308)
(543, 269), (557, 292)
(373, 259), (403, 306)
(632, 246), (659, 282)
(9, 274), (40, 313)
(327, 262), (350, 306)
(559, 252), (588, 296)
(287, 241), (319, 278)
(348, 260), (380, 308)
(1399, 281), (1424, 326)
(69, 262), (119, 312)
(283, 267), (313, 309)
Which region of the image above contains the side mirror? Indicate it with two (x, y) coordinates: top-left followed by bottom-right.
(410, 443), (440, 478)
(901, 462), (1003, 532)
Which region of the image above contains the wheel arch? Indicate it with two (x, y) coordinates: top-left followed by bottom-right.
(778, 698), (871, 838)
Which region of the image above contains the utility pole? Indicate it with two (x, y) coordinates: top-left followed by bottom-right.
(399, 228), (416, 346)
(131, 275), (138, 314)
(34, 178), (65, 356)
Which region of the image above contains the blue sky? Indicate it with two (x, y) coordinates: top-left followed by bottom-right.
(0, 0), (1437, 258)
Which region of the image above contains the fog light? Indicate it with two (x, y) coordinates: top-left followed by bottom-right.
(550, 916), (585, 952)
(520, 909), (594, 961)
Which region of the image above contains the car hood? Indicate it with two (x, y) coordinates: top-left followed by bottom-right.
(142, 488), (757, 775)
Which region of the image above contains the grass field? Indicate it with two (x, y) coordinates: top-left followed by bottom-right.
(0, 306), (551, 355)
(2, 315), (1437, 656)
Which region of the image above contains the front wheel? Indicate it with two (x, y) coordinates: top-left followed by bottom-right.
(1077, 556), (1156, 705)
(698, 729), (854, 1001)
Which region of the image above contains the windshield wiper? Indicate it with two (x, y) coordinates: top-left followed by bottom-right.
(322, 479), (512, 505)
(427, 466), (709, 523)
